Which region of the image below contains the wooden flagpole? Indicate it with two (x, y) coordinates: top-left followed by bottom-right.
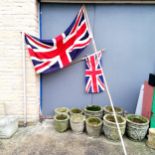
(83, 6), (127, 155)
(21, 32), (27, 126)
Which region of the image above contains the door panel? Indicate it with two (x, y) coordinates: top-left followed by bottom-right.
(41, 3), (155, 116)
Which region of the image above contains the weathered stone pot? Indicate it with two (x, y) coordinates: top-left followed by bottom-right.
(54, 114), (69, 132)
(70, 114), (85, 134)
(84, 105), (103, 118)
(0, 116), (18, 138)
(54, 107), (69, 115)
(70, 108), (83, 115)
(103, 105), (124, 116)
(126, 114), (149, 141)
(86, 117), (102, 137)
(103, 114), (126, 141)
(146, 128), (155, 149)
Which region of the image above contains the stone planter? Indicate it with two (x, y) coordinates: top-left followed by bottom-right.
(103, 105), (124, 116)
(126, 114), (149, 141)
(70, 114), (85, 134)
(86, 117), (102, 137)
(84, 105), (103, 118)
(103, 114), (126, 141)
(54, 114), (69, 132)
(54, 107), (69, 115)
(70, 108), (83, 115)
(146, 128), (155, 149)
(0, 116), (18, 139)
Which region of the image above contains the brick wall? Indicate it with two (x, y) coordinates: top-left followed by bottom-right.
(0, 0), (40, 122)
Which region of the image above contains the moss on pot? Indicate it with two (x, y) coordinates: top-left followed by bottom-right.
(54, 107), (69, 115)
(56, 114), (68, 120)
(126, 114), (149, 141)
(87, 117), (102, 126)
(70, 108), (82, 115)
(86, 105), (101, 111)
(106, 114), (124, 123)
(127, 115), (148, 124)
(103, 105), (123, 115)
(86, 117), (102, 137)
(84, 105), (103, 118)
(103, 114), (126, 141)
(54, 114), (69, 132)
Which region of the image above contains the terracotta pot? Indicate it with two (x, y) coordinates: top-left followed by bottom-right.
(103, 105), (124, 116)
(126, 114), (149, 141)
(54, 107), (69, 115)
(70, 114), (85, 134)
(103, 114), (126, 141)
(70, 108), (83, 115)
(86, 117), (102, 137)
(84, 105), (103, 118)
(54, 114), (69, 132)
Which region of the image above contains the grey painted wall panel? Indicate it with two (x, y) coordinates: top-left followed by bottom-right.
(41, 4), (155, 116)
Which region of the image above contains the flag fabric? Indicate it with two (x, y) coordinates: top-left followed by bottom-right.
(85, 51), (105, 93)
(24, 7), (92, 74)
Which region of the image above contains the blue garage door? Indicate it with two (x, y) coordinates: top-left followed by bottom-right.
(40, 3), (155, 116)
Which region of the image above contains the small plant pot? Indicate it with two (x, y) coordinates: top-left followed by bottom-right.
(103, 114), (126, 141)
(84, 105), (103, 118)
(54, 114), (69, 132)
(146, 128), (155, 149)
(70, 114), (85, 134)
(70, 108), (83, 115)
(103, 105), (124, 116)
(54, 107), (69, 115)
(126, 114), (149, 141)
(86, 117), (102, 137)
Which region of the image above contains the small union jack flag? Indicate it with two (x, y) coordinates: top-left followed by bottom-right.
(85, 51), (105, 93)
(24, 7), (92, 74)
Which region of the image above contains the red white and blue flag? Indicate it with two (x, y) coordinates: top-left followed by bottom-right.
(24, 7), (92, 74)
(85, 51), (105, 93)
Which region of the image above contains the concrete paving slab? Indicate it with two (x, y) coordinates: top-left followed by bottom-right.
(0, 120), (155, 155)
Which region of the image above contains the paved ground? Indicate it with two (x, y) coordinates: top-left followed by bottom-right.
(0, 120), (155, 155)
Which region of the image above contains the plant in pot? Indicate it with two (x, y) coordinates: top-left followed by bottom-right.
(70, 108), (83, 115)
(84, 105), (103, 118)
(86, 117), (102, 137)
(54, 107), (69, 115)
(103, 114), (126, 141)
(70, 114), (85, 134)
(54, 114), (69, 132)
(103, 105), (124, 116)
(126, 114), (149, 141)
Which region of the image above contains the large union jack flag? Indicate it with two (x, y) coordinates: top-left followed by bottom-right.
(24, 7), (92, 74)
(85, 51), (105, 93)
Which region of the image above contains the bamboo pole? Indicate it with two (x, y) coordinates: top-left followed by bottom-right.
(21, 32), (27, 126)
(83, 6), (127, 155)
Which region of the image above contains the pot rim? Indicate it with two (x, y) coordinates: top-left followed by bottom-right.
(86, 117), (102, 126)
(103, 105), (123, 113)
(126, 114), (149, 125)
(84, 104), (103, 112)
(103, 114), (126, 125)
(54, 114), (69, 121)
(70, 108), (82, 113)
(55, 107), (69, 113)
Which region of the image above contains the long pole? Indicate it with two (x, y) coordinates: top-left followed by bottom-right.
(21, 32), (27, 126)
(83, 6), (127, 155)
